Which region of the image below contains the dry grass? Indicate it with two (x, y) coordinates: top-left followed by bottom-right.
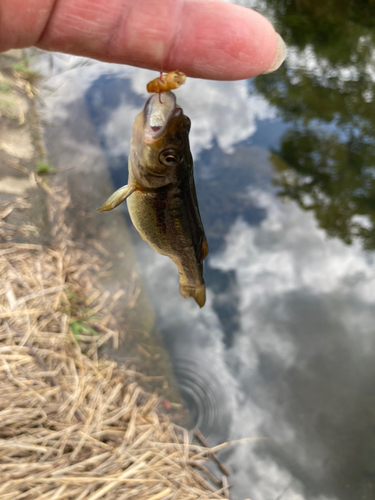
(0, 186), (230, 500)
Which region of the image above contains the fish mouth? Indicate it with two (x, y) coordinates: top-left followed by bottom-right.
(143, 91), (176, 143)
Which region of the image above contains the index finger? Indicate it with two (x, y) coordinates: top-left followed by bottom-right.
(0, 0), (285, 80)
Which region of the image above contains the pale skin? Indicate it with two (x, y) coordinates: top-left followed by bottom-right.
(0, 0), (284, 80)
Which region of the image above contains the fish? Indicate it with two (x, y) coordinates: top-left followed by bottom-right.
(98, 91), (208, 308)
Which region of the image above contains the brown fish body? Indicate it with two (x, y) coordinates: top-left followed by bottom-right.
(128, 164), (207, 304)
(128, 92), (208, 307)
(99, 91), (208, 307)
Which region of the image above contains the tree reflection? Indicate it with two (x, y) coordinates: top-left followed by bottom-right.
(254, 0), (375, 249)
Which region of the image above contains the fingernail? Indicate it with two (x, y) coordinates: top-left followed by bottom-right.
(265, 33), (286, 73)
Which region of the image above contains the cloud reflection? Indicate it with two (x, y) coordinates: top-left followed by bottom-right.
(37, 51), (375, 500)
(209, 183), (375, 500)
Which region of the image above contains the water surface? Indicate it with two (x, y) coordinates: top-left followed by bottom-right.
(36, 1), (375, 498)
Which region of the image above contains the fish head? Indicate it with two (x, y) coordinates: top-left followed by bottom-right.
(130, 91), (192, 188)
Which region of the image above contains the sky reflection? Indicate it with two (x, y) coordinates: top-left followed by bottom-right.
(34, 3), (375, 493)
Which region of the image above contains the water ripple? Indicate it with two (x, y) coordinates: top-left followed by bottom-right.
(172, 356), (234, 444)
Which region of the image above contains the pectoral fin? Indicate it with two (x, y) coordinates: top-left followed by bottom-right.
(98, 185), (136, 212)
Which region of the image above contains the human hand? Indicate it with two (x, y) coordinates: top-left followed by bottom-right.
(0, 0), (285, 80)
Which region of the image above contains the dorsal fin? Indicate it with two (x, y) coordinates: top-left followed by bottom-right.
(201, 236), (209, 261)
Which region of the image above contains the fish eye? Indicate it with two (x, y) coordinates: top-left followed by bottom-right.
(159, 149), (180, 167)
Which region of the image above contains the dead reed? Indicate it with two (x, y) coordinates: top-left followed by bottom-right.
(0, 186), (229, 500)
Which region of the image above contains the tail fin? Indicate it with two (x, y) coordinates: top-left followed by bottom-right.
(179, 283), (206, 308)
